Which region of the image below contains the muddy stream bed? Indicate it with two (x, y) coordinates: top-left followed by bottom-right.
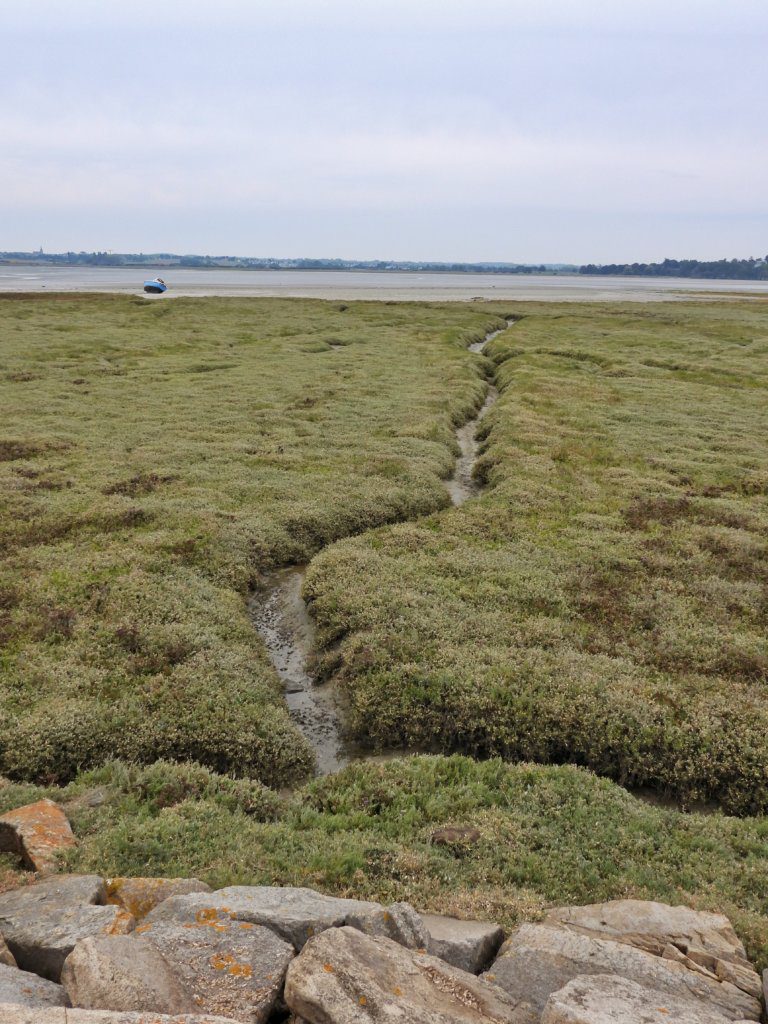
(249, 323), (509, 775)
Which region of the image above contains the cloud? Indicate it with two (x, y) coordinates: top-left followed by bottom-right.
(4, 0), (768, 34)
(1, 0), (766, 259)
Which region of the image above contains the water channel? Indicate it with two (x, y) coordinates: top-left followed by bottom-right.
(249, 322), (511, 775)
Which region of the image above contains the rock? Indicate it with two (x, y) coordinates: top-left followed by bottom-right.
(0, 874), (134, 981)
(61, 935), (196, 1014)
(547, 899), (763, 1006)
(145, 885), (426, 951)
(483, 923), (760, 1021)
(0, 800), (76, 874)
(0, 963), (66, 1007)
(547, 899), (749, 965)
(105, 877), (211, 922)
(421, 913), (503, 973)
(661, 940), (720, 980)
(284, 925), (536, 1023)
(345, 901), (428, 950)
(541, 973), (746, 1024)
(714, 957), (764, 999)
(134, 916), (294, 1023)
(0, 1008), (241, 1023)
(431, 827), (482, 847)
(0, 932), (16, 967)
(10, 874), (105, 905)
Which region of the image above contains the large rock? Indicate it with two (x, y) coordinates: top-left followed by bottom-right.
(0, 800), (76, 874)
(0, 932), (16, 967)
(421, 913), (503, 973)
(61, 935), (196, 1014)
(105, 877), (211, 921)
(0, 874), (134, 981)
(0, 963), (66, 1007)
(134, 916), (295, 1023)
(483, 923), (760, 1021)
(345, 901), (427, 949)
(284, 924), (537, 1024)
(541, 973), (750, 1024)
(712, 955), (763, 999)
(145, 885), (427, 951)
(547, 899), (749, 965)
(0, 1008), (241, 1023)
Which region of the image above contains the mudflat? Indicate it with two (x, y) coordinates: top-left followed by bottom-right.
(2, 265), (768, 300)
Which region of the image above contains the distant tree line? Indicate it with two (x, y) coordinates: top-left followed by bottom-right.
(4, 250), (766, 280)
(0, 251), (558, 275)
(579, 257), (768, 280)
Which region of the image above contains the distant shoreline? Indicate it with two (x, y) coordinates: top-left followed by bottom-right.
(0, 261), (566, 277)
(2, 266), (767, 302)
(3, 252), (766, 282)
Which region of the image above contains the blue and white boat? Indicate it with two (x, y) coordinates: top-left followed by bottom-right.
(143, 277), (167, 294)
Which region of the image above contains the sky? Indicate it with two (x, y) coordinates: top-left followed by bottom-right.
(2, 0), (767, 264)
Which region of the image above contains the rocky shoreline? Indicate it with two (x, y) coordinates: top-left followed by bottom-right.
(0, 798), (766, 1023)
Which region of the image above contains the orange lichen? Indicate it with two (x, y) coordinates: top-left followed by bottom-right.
(104, 877), (207, 921)
(196, 908), (221, 924)
(210, 953), (253, 978)
(322, 963), (335, 973)
(229, 963), (253, 978)
(0, 799), (76, 874)
(190, 907), (232, 932)
(105, 909), (135, 935)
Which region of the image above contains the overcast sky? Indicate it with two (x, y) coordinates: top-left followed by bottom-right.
(2, 0), (766, 263)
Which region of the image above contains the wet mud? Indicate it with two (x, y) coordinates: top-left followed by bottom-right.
(445, 324), (508, 505)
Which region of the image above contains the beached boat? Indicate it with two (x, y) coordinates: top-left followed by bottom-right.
(143, 277), (167, 294)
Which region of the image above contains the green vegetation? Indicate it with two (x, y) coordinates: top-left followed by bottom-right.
(0, 293), (501, 786)
(3, 294), (768, 965)
(306, 300), (768, 814)
(2, 754), (768, 967)
(580, 256), (768, 280)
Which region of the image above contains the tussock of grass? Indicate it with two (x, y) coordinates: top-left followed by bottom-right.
(3, 755), (767, 967)
(306, 301), (768, 814)
(0, 294), (503, 786)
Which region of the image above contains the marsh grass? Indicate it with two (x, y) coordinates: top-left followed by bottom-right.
(2, 754), (768, 968)
(0, 294), (502, 785)
(306, 300), (768, 814)
(3, 296), (768, 965)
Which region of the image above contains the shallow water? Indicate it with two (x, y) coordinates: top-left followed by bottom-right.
(445, 325), (507, 506)
(445, 387), (499, 506)
(248, 567), (351, 776)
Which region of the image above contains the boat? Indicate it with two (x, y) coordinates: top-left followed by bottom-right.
(143, 277), (167, 294)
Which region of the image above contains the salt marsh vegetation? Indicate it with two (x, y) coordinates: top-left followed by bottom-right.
(2, 294), (768, 965)
(306, 300), (768, 814)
